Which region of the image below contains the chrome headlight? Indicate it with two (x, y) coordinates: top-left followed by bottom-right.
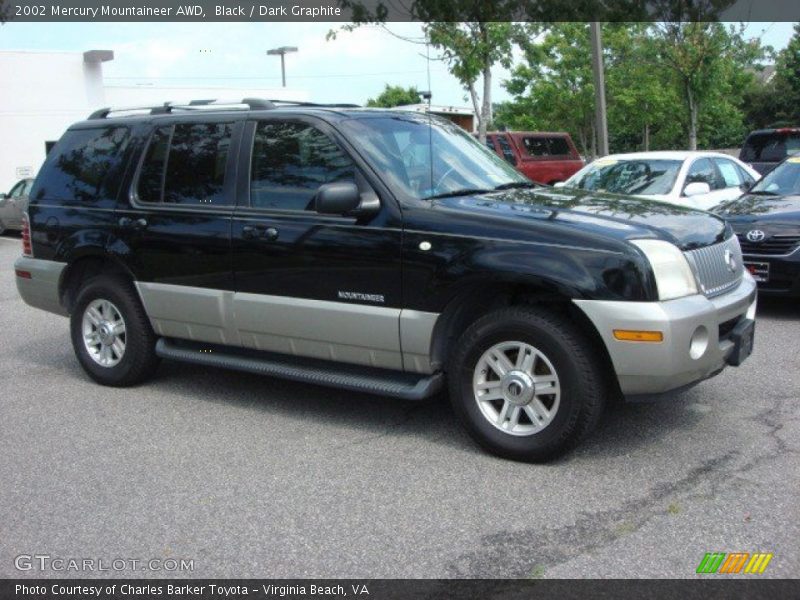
(630, 239), (698, 301)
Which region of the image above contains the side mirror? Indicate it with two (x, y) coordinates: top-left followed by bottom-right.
(739, 181), (753, 193)
(553, 181), (566, 188)
(0, 193), (6, 201)
(683, 181), (711, 197)
(315, 182), (377, 216)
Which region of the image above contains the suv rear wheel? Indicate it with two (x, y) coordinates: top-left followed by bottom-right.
(70, 275), (159, 387)
(448, 306), (606, 462)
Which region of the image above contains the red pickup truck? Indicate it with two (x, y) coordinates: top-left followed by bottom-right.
(482, 132), (584, 185)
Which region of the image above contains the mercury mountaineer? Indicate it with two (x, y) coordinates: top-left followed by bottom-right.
(14, 98), (756, 461)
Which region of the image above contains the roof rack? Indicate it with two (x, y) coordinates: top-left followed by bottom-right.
(88, 98), (360, 120)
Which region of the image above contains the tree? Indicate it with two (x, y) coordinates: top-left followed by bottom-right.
(653, 22), (747, 150)
(772, 24), (800, 124)
(425, 22), (515, 141)
(503, 23), (598, 156)
(366, 85), (422, 108)
(603, 23), (680, 152)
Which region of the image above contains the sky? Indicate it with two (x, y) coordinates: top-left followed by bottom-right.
(0, 21), (795, 108)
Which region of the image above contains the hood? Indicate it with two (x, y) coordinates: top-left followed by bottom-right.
(716, 193), (800, 223)
(434, 186), (727, 250)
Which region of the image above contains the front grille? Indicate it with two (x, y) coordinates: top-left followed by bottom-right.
(684, 236), (744, 298)
(737, 233), (800, 256)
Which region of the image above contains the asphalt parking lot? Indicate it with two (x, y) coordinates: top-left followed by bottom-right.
(0, 234), (798, 579)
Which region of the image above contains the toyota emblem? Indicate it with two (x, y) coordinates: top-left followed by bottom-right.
(746, 229), (766, 242)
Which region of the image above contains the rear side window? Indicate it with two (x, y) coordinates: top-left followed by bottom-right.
(137, 122), (234, 206)
(741, 132), (800, 162)
(522, 136), (571, 158)
(713, 158), (744, 188)
(250, 121), (355, 211)
(496, 135), (517, 165)
(34, 126), (130, 205)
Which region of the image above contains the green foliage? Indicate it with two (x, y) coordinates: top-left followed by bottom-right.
(365, 85), (422, 108)
(503, 23), (596, 154)
(770, 24), (800, 124)
(501, 23), (769, 155)
(425, 22), (516, 138)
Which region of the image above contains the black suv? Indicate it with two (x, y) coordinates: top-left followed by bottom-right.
(16, 99), (757, 461)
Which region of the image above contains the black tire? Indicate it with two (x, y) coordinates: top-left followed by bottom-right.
(0, 221), (5, 235)
(447, 306), (606, 462)
(70, 274), (159, 387)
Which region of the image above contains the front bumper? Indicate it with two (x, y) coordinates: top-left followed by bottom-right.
(743, 250), (800, 297)
(573, 273), (757, 397)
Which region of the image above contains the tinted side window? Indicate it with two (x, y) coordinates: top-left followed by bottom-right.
(34, 126), (130, 204)
(496, 135), (517, 164)
(523, 137), (550, 156)
(686, 158), (724, 191)
(165, 123), (233, 205)
(250, 121), (355, 211)
(741, 133), (800, 162)
(548, 137), (571, 156)
(137, 127), (171, 203)
(137, 123), (234, 206)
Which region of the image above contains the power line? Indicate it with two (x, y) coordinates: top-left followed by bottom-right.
(104, 68), (449, 81)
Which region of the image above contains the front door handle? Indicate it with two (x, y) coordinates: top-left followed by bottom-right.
(242, 224), (278, 241)
(118, 217), (148, 230)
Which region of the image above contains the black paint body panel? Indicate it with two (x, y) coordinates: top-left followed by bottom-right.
(26, 107), (733, 311)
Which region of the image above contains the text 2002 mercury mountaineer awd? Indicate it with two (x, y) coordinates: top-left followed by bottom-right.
(14, 104), (757, 461)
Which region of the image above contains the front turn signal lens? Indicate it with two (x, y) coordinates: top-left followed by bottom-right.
(613, 329), (664, 343)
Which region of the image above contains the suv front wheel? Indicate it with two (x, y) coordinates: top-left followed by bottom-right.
(448, 306), (606, 462)
(70, 275), (159, 387)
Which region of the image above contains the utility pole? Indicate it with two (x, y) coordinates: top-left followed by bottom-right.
(267, 46), (298, 88)
(590, 22), (609, 158)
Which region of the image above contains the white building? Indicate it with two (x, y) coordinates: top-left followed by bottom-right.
(392, 103), (475, 132)
(0, 49), (306, 192)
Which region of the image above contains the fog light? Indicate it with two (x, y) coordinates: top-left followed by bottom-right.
(689, 326), (709, 360)
(746, 299), (757, 320)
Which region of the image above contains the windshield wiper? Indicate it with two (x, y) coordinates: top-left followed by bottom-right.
(493, 181), (539, 191)
(748, 189), (780, 196)
(424, 188), (495, 200)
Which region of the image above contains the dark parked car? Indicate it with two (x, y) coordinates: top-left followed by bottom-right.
(15, 99), (756, 461)
(482, 131), (584, 185)
(715, 156), (800, 297)
(739, 127), (800, 175)
(0, 178), (34, 234)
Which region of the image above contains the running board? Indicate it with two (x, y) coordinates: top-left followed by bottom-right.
(155, 338), (444, 401)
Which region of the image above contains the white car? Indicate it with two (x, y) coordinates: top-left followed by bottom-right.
(556, 151), (760, 211)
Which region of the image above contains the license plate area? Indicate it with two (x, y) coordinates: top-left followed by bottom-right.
(745, 261), (769, 282)
(727, 319), (755, 367)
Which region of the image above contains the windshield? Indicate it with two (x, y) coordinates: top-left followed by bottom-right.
(339, 114), (529, 201)
(750, 156), (800, 196)
(564, 158), (682, 196)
